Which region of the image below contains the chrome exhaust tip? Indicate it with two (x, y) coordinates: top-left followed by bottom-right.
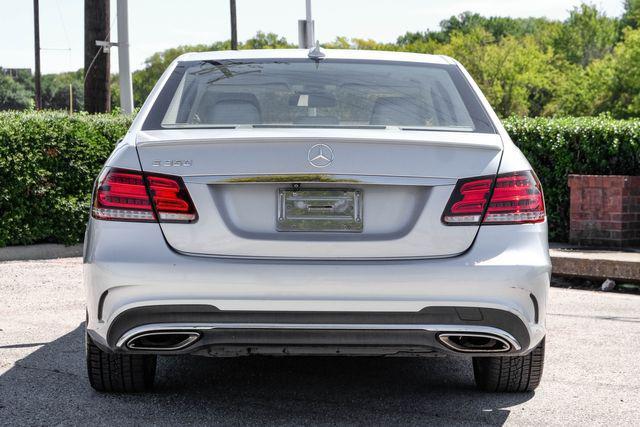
(126, 331), (201, 351)
(437, 333), (511, 353)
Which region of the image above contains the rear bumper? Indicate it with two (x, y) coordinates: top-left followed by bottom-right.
(84, 219), (550, 356)
(100, 305), (527, 357)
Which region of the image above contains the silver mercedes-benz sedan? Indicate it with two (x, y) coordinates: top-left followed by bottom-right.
(84, 48), (550, 393)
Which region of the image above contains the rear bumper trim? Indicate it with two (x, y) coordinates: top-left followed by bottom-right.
(105, 305), (532, 351)
(116, 322), (520, 350)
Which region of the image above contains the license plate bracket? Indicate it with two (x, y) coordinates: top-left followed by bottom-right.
(277, 188), (363, 232)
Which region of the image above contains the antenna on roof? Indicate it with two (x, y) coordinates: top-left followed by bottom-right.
(308, 41), (325, 60)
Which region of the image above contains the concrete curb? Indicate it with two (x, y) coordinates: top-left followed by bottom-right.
(550, 245), (640, 282)
(0, 244), (83, 262)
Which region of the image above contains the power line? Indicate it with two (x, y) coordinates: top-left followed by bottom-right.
(54, 0), (72, 70)
(54, 0), (71, 51)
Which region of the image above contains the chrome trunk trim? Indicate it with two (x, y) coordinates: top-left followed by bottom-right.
(183, 174), (458, 187)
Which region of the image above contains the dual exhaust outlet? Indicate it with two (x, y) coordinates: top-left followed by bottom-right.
(125, 330), (512, 353)
(127, 331), (201, 351)
(437, 333), (512, 353)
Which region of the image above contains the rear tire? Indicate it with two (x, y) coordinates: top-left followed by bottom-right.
(473, 337), (545, 392)
(86, 332), (157, 392)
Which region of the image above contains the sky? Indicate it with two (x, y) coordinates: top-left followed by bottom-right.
(0, 0), (626, 74)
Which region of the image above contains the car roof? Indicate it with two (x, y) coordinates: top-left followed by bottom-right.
(176, 48), (454, 65)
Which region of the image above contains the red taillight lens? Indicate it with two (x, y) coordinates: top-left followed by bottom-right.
(483, 172), (545, 224)
(442, 170), (545, 225)
(92, 169), (155, 221)
(92, 168), (197, 222)
(146, 175), (197, 222)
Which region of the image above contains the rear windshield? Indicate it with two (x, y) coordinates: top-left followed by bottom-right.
(143, 59), (495, 133)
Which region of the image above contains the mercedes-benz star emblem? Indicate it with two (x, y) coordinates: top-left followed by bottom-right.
(308, 144), (334, 168)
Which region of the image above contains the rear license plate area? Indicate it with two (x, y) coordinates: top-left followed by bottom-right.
(277, 188), (363, 232)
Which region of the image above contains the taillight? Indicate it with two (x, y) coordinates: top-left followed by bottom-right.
(92, 168), (197, 222)
(442, 170), (545, 225)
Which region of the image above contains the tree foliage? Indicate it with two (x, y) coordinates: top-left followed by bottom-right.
(621, 0), (640, 29)
(553, 4), (618, 66)
(0, 73), (34, 110)
(608, 28), (640, 117)
(41, 70), (84, 112)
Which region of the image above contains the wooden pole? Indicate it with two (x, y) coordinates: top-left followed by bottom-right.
(84, 0), (111, 113)
(69, 84), (73, 114)
(230, 0), (238, 50)
(33, 0), (42, 109)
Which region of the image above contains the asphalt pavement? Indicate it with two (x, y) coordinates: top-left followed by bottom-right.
(1, 257), (639, 426)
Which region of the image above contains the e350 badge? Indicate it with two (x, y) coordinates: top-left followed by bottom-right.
(152, 160), (193, 167)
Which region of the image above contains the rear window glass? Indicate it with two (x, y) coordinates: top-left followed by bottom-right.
(144, 59), (495, 133)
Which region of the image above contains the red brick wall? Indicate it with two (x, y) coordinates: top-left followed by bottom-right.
(568, 175), (640, 247)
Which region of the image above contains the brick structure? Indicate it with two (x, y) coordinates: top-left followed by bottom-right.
(568, 175), (640, 248)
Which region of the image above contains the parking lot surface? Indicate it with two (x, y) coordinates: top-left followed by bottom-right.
(1, 257), (639, 426)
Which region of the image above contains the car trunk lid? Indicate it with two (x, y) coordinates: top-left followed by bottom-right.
(136, 128), (502, 259)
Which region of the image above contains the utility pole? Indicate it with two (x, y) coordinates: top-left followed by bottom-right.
(84, 0), (111, 113)
(230, 0), (238, 50)
(33, 0), (41, 109)
(117, 0), (133, 114)
(305, 0), (314, 46)
(298, 0), (314, 48)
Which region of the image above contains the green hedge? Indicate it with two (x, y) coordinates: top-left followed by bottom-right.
(0, 111), (132, 246)
(0, 111), (638, 246)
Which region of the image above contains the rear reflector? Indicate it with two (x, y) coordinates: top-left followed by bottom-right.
(92, 168), (197, 223)
(442, 170), (545, 225)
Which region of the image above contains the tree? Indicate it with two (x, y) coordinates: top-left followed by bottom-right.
(436, 30), (557, 116)
(546, 59), (614, 116)
(130, 42), (228, 106)
(243, 31), (293, 49)
(397, 13), (555, 46)
(435, 27), (494, 80)
(41, 70), (84, 112)
(554, 4), (618, 66)
(0, 73), (34, 110)
(621, 0), (640, 29)
(129, 33), (295, 106)
(480, 36), (557, 116)
(608, 28), (640, 117)
(322, 36), (352, 49)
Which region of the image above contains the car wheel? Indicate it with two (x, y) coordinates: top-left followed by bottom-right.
(86, 331), (157, 392)
(472, 337), (545, 392)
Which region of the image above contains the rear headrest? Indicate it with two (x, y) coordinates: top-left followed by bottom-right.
(204, 93), (262, 124)
(370, 97), (426, 127)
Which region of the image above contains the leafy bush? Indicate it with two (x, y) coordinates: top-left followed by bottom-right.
(0, 112), (638, 246)
(0, 111), (132, 246)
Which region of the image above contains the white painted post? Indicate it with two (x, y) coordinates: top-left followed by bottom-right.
(299, 0), (315, 48)
(305, 0), (314, 47)
(117, 0), (134, 114)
